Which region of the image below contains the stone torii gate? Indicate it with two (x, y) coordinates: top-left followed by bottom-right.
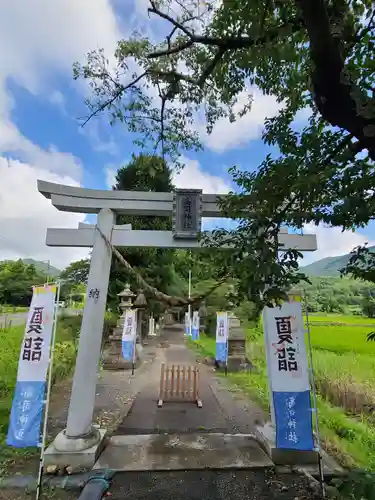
(38, 180), (317, 468)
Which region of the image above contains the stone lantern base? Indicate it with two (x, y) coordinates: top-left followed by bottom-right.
(102, 326), (142, 370)
(101, 283), (143, 371)
(225, 313), (249, 372)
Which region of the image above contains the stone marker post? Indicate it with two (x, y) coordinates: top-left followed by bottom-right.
(134, 290), (147, 344)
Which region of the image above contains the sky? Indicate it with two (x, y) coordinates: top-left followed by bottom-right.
(0, 0), (374, 271)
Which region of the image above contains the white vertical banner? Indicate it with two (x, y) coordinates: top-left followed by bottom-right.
(122, 309), (137, 361)
(149, 316), (156, 336)
(192, 311), (200, 340)
(215, 311), (229, 362)
(184, 312), (191, 336)
(263, 300), (314, 451)
(7, 284), (57, 448)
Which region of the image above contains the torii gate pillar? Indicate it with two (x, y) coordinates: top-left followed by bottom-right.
(45, 208), (115, 466)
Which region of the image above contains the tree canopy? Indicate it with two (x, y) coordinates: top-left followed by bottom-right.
(59, 259), (90, 285)
(75, 0), (375, 312)
(0, 260), (45, 306)
(107, 154), (180, 312)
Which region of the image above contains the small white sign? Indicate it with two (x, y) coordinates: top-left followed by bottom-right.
(122, 309), (137, 342)
(184, 312), (191, 336)
(192, 311), (200, 340)
(215, 311), (228, 344)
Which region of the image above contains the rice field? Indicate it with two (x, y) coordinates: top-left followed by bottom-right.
(189, 313), (375, 471)
(308, 324), (375, 354)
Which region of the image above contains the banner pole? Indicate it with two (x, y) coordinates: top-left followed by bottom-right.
(132, 310), (136, 375)
(36, 282), (61, 500)
(303, 290), (326, 498)
(225, 312), (228, 377)
(188, 270), (192, 336)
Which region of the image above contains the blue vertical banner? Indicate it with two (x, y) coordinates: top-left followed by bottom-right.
(122, 309), (137, 361)
(215, 311), (228, 362)
(263, 301), (314, 451)
(184, 312), (191, 336)
(7, 284), (57, 448)
(192, 311), (200, 340)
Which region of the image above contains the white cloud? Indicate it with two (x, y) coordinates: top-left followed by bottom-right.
(301, 223), (375, 265)
(105, 166), (117, 189)
(48, 90), (67, 115)
(0, 0), (120, 103)
(197, 87), (282, 153)
(79, 121), (119, 157)
(0, 157), (88, 270)
(0, 0), (122, 270)
(0, 0), (121, 171)
(173, 156), (231, 193)
(0, 120), (83, 181)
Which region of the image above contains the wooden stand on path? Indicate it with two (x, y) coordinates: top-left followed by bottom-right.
(157, 363), (203, 408)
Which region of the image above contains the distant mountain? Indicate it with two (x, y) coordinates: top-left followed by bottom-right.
(301, 246), (375, 277)
(22, 259), (61, 277)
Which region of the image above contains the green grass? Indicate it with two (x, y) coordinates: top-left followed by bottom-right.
(313, 349), (375, 386)
(309, 324), (375, 354)
(308, 314), (375, 325)
(188, 312), (375, 471)
(0, 318), (79, 458)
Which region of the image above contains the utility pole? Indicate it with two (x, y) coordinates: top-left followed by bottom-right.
(46, 260), (50, 285)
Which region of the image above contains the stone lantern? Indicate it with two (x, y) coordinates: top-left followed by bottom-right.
(134, 290), (147, 344)
(102, 284), (136, 370)
(226, 286), (247, 372)
(118, 284), (135, 326)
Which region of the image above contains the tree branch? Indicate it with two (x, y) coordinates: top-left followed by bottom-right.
(147, 1), (302, 55)
(80, 69), (197, 127)
(80, 71), (147, 126)
(149, 39), (194, 59)
(296, 0), (375, 160)
(197, 47), (227, 87)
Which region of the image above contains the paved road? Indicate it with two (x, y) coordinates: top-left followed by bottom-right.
(0, 308), (81, 327)
(108, 470), (320, 500)
(0, 311), (28, 326)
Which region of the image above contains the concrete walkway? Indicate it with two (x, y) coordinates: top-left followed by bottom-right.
(117, 324), (265, 435)
(95, 324), (272, 471)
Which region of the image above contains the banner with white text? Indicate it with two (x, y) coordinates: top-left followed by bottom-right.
(263, 301), (314, 451)
(122, 309), (137, 361)
(192, 311), (200, 340)
(215, 311), (229, 362)
(7, 284), (57, 448)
